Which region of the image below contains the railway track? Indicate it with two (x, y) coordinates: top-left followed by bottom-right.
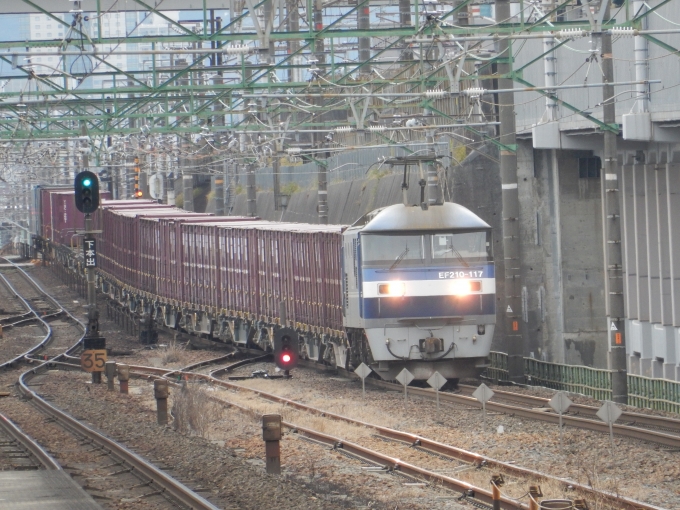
(457, 383), (680, 435)
(118, 358), (665, 510)
(367, 379), (680, 448)
(0, 411), (60, 471)
(0, 260), (223, 510)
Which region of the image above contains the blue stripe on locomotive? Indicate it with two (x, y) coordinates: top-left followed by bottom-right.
(362, 264), (495, 281)
(361, 294), (496, 319)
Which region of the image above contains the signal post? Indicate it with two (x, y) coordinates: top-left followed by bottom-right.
(75, 171), (106, 383)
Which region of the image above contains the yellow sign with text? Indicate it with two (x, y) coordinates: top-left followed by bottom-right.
(81, 350), (107, 372)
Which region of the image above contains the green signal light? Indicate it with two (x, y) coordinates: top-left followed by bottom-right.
(83, 178), (92, 186)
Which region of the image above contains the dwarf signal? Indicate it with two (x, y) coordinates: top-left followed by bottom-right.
(274, 327), (299, 371)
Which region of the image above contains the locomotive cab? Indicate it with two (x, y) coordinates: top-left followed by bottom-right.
(342, 202), (496, 381)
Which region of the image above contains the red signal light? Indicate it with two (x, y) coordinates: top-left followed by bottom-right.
(281, 353), (291, 364)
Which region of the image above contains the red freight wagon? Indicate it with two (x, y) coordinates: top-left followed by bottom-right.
(212, 222), (344, 330)
(180, 220), (265, 310)
(154, 216), (223, 303)
(215, 222), (272, 317)
(137, 212), (214, 296)
(94, 201), (173, 279)
(97, 204), (178, 288)
(41, 189), (111, 246)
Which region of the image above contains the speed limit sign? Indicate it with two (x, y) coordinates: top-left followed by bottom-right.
(81, 350), (107, 372)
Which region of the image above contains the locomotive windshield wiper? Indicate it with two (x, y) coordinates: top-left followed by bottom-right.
(445, 244), (470, 268)
(389, 246), (409, 270)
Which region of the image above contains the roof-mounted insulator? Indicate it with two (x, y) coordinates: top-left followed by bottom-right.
(557, 28), (587, 39)
(425, 89), (447, 99)
(225, 45), (252, 55)
(610, 27), (636, 37)
(334, 126), (354, 133)
(463, 87), (485, 97)
(286, 147), (301, 155)
(367, 125), (386, 132)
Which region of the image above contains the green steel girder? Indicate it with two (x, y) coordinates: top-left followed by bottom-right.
(512, 76), (619, 134)
(0, 19), (603, 51)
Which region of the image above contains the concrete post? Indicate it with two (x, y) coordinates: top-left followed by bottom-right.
(118, 364), (129, 394)
(212, 175), (224, 215)
(139, 170), (149, 199)
(262, 414), (282, 474)
(399, 0), (412, 61)
(273, 155), (281, 211)
(182, 174), (194, 211)
(600, 6), (627, 402)
(287, 0), (299, 82)
(317, 140), (328, 224)
(154, 379), (169, 425)
(495, 0), (524, 383)
(247, 163), (257, 217)
(105, 361), (116, 391)
(358, 3), (371, 77)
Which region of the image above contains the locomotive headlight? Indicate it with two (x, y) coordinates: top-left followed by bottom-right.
(450, 279), (471, 296)
(451, 280), (482, 296)
(378, 281), (406, 296)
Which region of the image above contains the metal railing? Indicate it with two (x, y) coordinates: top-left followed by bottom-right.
(486, 351), (680, 413)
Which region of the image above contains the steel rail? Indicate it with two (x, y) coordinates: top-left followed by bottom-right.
(208, 353), (273, 378)
(125, 364), (664, 510)
(7, 263), (224, 509)
(131, 367), (527, 510)
(459, 383), (680, 434)
(288, 426), (527, 510)
(0, 259), (86, 359)
(369, 379), (680, 448)
(18, 362), (222, 510)
(0, 267), (57, 369)
(0, 412), (61, 470)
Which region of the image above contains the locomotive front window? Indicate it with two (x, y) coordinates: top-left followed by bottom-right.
(361, 234), (424, 265)
(432, 231), (490, 262)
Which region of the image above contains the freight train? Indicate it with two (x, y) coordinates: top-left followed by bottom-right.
(29, 185), (495, 382)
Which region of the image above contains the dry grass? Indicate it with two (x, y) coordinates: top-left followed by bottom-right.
(171, 382), (225, 439)
(159, 341), (186, 365)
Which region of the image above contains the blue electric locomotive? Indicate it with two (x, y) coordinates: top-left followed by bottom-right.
(341, 202), (495, 381)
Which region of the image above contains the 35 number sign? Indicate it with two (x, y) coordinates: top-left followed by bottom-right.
(81, 350), (107, 372)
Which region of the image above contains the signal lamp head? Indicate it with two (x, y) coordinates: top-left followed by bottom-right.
(74, 170), (100, 214)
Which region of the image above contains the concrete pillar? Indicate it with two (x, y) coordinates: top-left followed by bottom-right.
(657, 158), (673, 326)
(358, 4), (370, 77)
(273, 156), (281, 211)
(645, 156), (661, 325)
(317, 160), (327, 224)
(399, 0), (412, 61)
(633, 158), (649, 321)
(212, 175), (224, 216)
(621, 156), (639, 320)
(287, 0), (299, 82)
(182, 175), (194, 211)
(495, 0), (524, 383)
(247, 163), (257, 217)
(139, 171), (149, 199)
(667, 155), (680, 326)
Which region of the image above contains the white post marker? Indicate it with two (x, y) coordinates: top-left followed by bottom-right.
(354, 362), (372, 399)
(596, 400), (622, 452)
(472, 383), (495, 431)
(548, 391), (572, 448)
(426, 371), (447, 413)
(396, 368), (415, 404)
